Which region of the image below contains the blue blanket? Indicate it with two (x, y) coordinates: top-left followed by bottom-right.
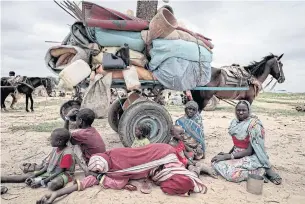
(93, 28), (145, 52)
(149, 39), (212, 71)
(152, 57), (211, 91)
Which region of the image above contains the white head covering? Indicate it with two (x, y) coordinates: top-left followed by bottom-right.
(88, 155), (109, 173)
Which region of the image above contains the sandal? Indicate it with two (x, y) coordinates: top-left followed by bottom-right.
(265, 169), (282, 185)
(1, 186), (8, 195)
(124, 184), (137, 191)
(140, 180), (152, 194)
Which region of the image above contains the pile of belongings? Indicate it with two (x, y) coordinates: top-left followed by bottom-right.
(45, 1), (214, 117)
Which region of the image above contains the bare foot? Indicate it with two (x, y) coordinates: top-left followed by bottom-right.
(36, 192), (57, 204)
(195, 162), (218, 179)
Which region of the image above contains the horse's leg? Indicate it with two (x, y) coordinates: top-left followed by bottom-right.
(30, 94), (34, 112)
(1, 96), (7, 112)
(10, 93), (17, 109)
(25, 94), (29, 112)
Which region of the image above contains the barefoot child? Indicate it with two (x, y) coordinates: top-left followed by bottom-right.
(1, 128), (75, 191)
(63, 108), (106, 175)
(169, 125), (217, 178)
(131, 123), (151, 148)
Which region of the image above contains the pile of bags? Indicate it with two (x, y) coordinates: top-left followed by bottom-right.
(45, 1), (214, 117)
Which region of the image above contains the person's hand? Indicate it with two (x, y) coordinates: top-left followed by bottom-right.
(30, 179), (42, 188)
(66, 108), (79, 118)
(25, 176), (35, 186)
(36, 192), (57, 204)
(211, 154), (230, 163)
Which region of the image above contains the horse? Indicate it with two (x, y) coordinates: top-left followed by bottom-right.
(1, 77), (53, 112)
(191, 53), (285, 112)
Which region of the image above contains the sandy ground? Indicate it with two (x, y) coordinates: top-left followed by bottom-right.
(1, 94), (305, 204)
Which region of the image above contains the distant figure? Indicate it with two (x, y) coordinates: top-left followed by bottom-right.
(8, 71), (17, 109)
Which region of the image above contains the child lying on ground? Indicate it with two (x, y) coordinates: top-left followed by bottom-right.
(169, 125), (217, 178)
(131, 123), (151, 148)
(1, 128), (75, 191)
(64, 108), (106, 173)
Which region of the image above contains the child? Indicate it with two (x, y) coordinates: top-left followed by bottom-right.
(64, 108), (106, 172)
(169, 125), (217, 178)
(131, 123), (151, 148)
(1, 128), (75, 191)
(169, 125), (195, 167)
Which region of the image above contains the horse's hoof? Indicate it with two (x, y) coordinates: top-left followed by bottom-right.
(31, 110), (34, 112)
(26, 110), (29, 112)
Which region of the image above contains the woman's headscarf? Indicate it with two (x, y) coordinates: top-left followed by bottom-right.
(185, 101), (199, 112)
(235, 100), (251, 118)
(229, 100), (256, 139)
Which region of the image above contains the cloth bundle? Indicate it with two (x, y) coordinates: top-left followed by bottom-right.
(91, 28), (145, 52)
(45, 45), (90, 74)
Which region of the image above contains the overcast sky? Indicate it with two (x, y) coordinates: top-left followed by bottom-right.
(1, 1), (305, 92)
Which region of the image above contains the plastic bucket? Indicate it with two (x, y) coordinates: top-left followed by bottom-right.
(246, 174), (264, 195)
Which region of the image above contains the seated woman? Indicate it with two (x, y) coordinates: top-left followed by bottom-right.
(211, 100), (282, 184)
(37, 144), (207, 204)
(176, 101), (205, 159)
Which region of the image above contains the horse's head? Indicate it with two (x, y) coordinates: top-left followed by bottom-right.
(41, 78), (53, 96)
(268, 53), (285, 83)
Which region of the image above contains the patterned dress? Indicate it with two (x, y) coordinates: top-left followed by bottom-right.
(213, 117), (270, 182)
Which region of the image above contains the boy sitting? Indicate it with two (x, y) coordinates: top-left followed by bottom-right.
(1, 128), (75, 191)
(131, 123), (151, 148)
(64, 108), (106, 172)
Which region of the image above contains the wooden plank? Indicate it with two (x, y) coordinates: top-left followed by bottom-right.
(192, 87), (249, 91)
(111, 80), (249, 91)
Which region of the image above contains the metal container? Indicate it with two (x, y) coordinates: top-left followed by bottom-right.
(246, 174), (264, 195)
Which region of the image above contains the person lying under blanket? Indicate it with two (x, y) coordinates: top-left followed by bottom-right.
(37, 143), (211, 204)
(1, 128), (75, 191)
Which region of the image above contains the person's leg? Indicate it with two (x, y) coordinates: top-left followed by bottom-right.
(10, 93), (17, 109)
(47, 176), (65, 191)
(1, 173), (34, 183)
(72, 145), (89, 175)
(265, 168), (282, 185)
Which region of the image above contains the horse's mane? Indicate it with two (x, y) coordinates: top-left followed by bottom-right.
(244, 53), (277, 77)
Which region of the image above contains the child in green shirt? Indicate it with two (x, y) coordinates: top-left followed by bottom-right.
(131, 123), (151, 148)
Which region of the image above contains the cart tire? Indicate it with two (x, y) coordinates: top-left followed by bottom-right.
(118, 101), (173, 147)
(60, 100), (81, 121)
(108, 98), (127, 132)
(203, 96), (218, 111)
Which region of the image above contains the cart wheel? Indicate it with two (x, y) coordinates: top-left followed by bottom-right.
(118, 100), (173, 147)
(108, 97), (127, 132)
(60, 100), (81, 121)
(203, 96), (218, 111)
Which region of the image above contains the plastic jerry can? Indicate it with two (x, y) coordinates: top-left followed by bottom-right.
(59, 59), (91, 88)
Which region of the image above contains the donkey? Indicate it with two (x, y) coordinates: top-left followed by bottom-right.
(1, 77), (53, 112)
(191, 53), (285, 112)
